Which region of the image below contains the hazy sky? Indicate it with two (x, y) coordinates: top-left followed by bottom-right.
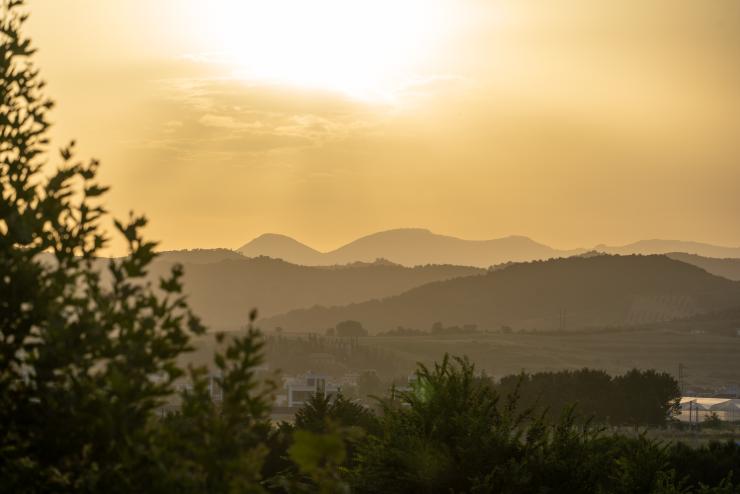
(27, 0), (740, 253)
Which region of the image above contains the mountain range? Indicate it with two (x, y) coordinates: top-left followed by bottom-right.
(238, 229), (583, 267)
(261, 254), (740, 333)
(37, 231), (740, 332)
(145, 235), (740, 331)
(46, 232), (740, 332)
(600, 240), (740, 259)
(238, 229), (740, 268)
(145, 254), (483, 329)
(664, 253), (740, 282)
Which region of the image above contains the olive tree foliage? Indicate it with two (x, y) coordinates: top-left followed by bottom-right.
(0, 2), (271, 492)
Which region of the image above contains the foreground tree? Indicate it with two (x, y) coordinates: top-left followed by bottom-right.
(350, 356), (738, 494)
(0, 2), (271, 492)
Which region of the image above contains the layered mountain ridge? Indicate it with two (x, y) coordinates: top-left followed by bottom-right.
(262, 254), (740, 333)
(237, 228), (740, 268)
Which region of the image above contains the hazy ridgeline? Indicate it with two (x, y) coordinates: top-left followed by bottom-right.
(2, 2), (740, 493)
(148, 255), (483, 326)
(35, 246), (740, 332)
(53, 247), (739, 336)
(263, 254), (740, 333)
(239, 230), (740, 269)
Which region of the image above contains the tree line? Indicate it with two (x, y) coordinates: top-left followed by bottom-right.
(495, 368), (681, 427)
(280, 357), (739, 494)
(1, 2), (738, 492)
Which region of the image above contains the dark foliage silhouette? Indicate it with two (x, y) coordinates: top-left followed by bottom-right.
(496, 368), (681, 426)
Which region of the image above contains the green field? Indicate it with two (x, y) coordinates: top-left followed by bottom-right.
(369, 330), (740, 388)
(187, 328), (740, 390)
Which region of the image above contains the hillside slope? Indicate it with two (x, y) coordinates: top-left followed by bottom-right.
(156, 248), (244, 264)
(665, 252), (740, 281)
(237, 233), (324, 265)
(146, 256), (483, 329)
(262, 255), (740, 333)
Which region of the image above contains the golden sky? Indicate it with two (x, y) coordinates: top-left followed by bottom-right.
(27, 0), (740, 253)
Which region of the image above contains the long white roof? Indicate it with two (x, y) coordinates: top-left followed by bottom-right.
(680, 397), (740, 411)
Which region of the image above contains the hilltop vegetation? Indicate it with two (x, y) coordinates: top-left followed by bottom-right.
(666, 252), (740, 282)
(139, 250), (740, 331)
(156, 248), (246, 264)
(264, 254), (740, 333)
(47, 245), (740, 334)
(147, 256), (482, 327)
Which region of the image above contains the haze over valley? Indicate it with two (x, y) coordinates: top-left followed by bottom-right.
(130, 229), (740, 339)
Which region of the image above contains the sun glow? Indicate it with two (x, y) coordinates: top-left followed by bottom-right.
(189, 0), (455, 101)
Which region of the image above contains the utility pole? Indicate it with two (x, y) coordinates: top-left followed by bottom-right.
(563, 308), (567, 331)
(558, 308), (567, 331)
(678, 363), (687, 396)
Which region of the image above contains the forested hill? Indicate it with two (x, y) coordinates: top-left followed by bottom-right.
(262, 254), (740, 333)
(155, 248), (246, 264)
(665, 252), (740, 281)
(145, 256), (483, 329)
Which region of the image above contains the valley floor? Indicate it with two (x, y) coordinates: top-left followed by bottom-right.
(188, 328), (740, 391)
(369, 329), (740, 389)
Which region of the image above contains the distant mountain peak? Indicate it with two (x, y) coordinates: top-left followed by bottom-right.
(236, 229), (740, 269)
(247, 232), (307, 244)
(578, 250), (608, 258)
(236, 228), (583, 267)
(237, 233), (323, 264)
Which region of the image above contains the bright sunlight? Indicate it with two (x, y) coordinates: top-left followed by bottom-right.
(188, 0), (456, 101)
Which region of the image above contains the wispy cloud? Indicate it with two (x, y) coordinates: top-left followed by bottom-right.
(136, 77), (384, 161)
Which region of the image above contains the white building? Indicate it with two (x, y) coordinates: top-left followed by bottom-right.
(679, 397), (740, 423)
(284, 373), (340, 408)
(208, 371), (223, 402)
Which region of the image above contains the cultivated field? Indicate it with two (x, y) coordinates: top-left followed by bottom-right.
(187, 328), (740, 390)
(370, 330), (740, 388)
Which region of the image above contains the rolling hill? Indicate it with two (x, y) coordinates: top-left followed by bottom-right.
(261, 254), (740, 333)
(665, 252), (740, 281)
(237, 234), (324, 265)
(145, 255), (483, 329)
(156, 248), (246, 264)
